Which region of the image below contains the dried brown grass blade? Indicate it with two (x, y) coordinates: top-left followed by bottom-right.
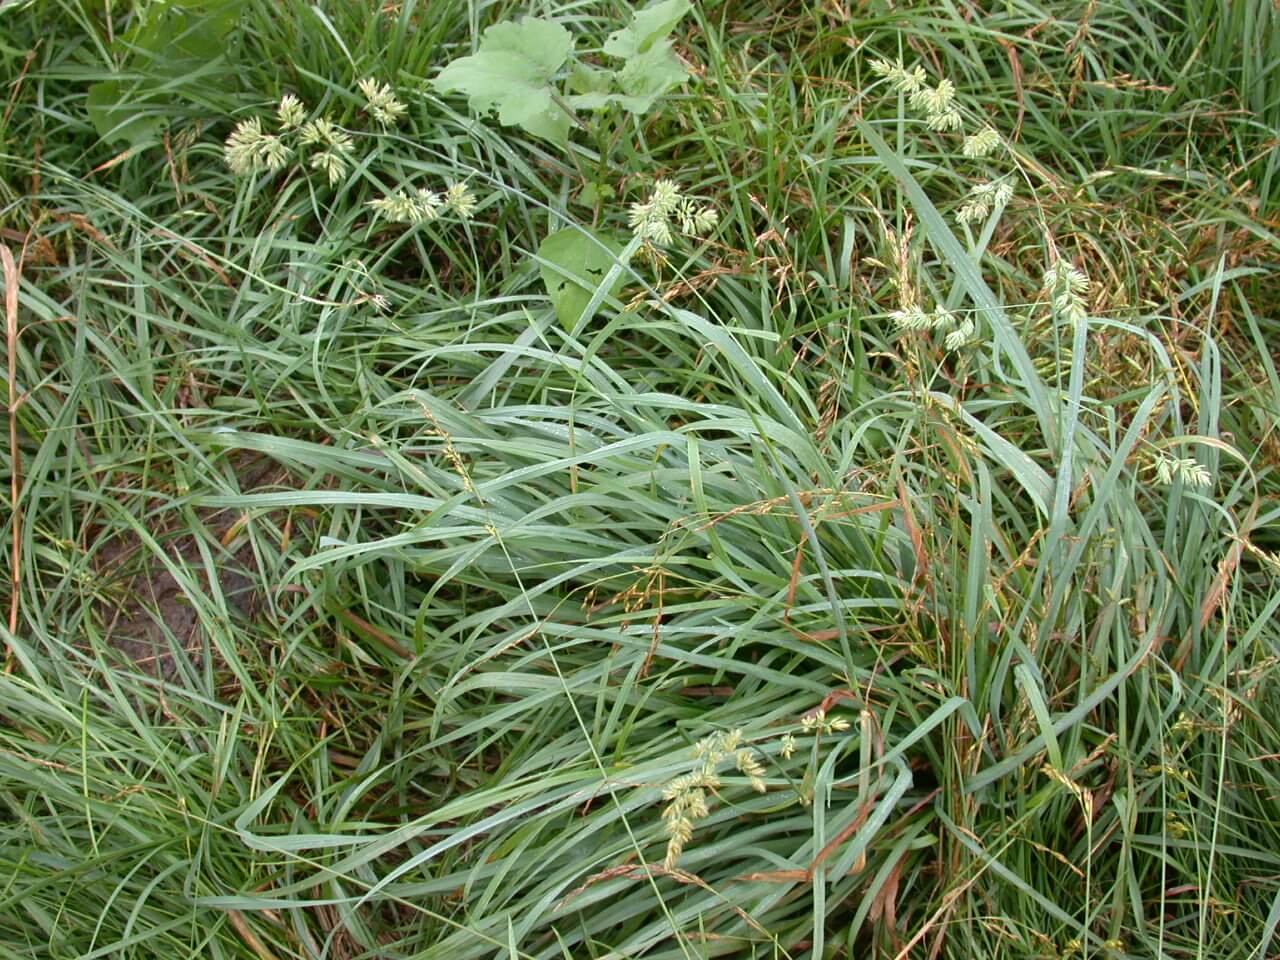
(3, 245), (20, 642)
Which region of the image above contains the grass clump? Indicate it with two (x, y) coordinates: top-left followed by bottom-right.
(1, 0), (1278, 958)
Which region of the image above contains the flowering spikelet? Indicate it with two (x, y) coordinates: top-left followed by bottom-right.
(358, 77), (407, 127)
(629, 202), (671, 244)
(909, 77), (954, 117)
(224, 117), (291, 175)
(1154, 453), (1211, 488)
(945, 316), (976, 350)
(931, 306), (956, 330)
(1042, 259), (1090, 327)
(872, 57), (969, 131)
(630, 179), (717, 246)
(223, 116), (264, 172)
(800, 708), (850, 735)
(368, 188), (441, 224)
(263, 138), (291, 171)
(630, 181), (679, 244)
(298, 117), (350, 150)
(311, 149), (350, 186)
(906, 77), (962, 130)
(662, 769), (720, 800)
(298, 118), (328, 147)
(677, 198), (719, 236)
(691, 729), (739, 762)
(629, 200), (673, 245)
(870, 57), (927, 95)
(891, 306), (933, 331)
(444, 181), (478, 218)
(735, 748), (767, 793)
(660, 729), (765, 867)
(956, 179), (1014, 224)
(926, 106), (963, 131)
(650, 179), (681, 218)
(962, 126), (1001, 158)
(277, 94), (306, 130)
(297, 117), (354, 186)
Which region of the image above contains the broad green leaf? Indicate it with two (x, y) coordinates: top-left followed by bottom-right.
(602, 0), (692, 58)
(614, 40), (688, 114)
(87, 0), (243, 146)
(564, 91), (616, 111)
(569, 63), (614, 96)
(565, 38), (688, 115)
(433, 17), (574, 144)
(537, 227), (627, 330)
(86, 82), (167, 147)
(577, 181), (615, 208)
(565, 63), (615, 110)
(568, 0), (691, 115)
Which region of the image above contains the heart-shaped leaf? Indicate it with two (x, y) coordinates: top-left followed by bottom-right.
(537, 227), (627, 331)
(87, 0), (244, 146)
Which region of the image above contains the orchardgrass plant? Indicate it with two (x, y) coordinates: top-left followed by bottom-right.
(1, 1), (1278, 958)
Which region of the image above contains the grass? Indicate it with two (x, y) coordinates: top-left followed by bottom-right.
(1, 0), (1279, 957)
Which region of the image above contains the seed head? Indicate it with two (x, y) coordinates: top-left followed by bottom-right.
(277, 94), (307, 130)
(368, 188), (442, 225)
(358, 77), (407, 127)
(444, 181), (478, 218)
(962, 126), (1001, 158)
(224, 117), (291, 176)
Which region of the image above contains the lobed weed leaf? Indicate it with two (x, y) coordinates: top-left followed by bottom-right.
(433, 17), (575, 144)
